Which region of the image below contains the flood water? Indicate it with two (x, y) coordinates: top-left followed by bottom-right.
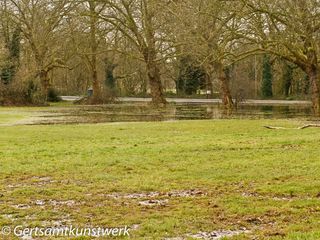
(29, 102), (318, 125)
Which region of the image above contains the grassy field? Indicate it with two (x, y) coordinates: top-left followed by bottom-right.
(1, 107), (320, 239)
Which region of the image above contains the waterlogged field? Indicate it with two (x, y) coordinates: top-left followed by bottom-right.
(1, 104), (320, 239)
(0, 101), (315, 126)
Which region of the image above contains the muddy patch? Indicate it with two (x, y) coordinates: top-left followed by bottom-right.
(20, 235), (34, 240)
(10, 199), (80, 210)
(32, 176), (56, 182)
(2, 214), (18, 221)
(41, 217), (73, 227)
(139, 199), (169, 207)
(34, 199), (80, 207)
(48, 200), (77, 207)
(34, 200), (46, 206)
(131, 224), (140, 230)
(102, 189), (206, 208)
(241, 191), (315, 201)
(105, 191), (160, 199)
(13, 204), (31, 209)
(187, 229), (249, 239)
(165, 228), (249, 240)
(105, 189), (206, 200)
(164, 238), (184, 240)
(7, 176), (57, 189)
(3, 213), (73, 226)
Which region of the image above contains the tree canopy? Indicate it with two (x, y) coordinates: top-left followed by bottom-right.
(0, 0), (319, 109)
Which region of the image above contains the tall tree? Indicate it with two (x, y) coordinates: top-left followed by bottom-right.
(170, 0), (245, 108)
(100, 0), (172, 104)
(67, 0), (114, 101)
(244, 0), (320, 111)
(6, 0), (75, 97)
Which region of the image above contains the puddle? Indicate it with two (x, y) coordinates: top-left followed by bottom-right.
(1, 102), (317, 126)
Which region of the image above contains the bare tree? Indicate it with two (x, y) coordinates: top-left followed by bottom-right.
(99, 0), (173, 104)
(70, 0), (110, 102)
(6, 0), (75, 97)
(170, 0), (246, 108)
(243, 0), (320, 111)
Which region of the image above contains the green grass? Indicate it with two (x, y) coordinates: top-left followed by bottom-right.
(0, 107), (320, 239)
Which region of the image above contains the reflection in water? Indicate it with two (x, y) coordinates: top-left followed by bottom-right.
(32, 102), (317, 125)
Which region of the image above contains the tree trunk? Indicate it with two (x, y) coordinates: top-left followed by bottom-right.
(146, 58), (166, 105)
(89, 1), (101, 103)
(217, 64), (233, 108)
(92, 68), (101, 101)
(142, 5), (166, 106)
(307, 66), (320, 112)
(39, 70), (49, 99)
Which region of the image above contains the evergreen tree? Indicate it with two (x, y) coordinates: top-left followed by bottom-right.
(0, 67), (13, 85)
(261, 54), (273, 98)
(104, 59), (117, 90)
(177, 56), (206, 95)
(1, 27), (21, 85)
(9, 27), (21, 61)
(185, 65), (205, 95)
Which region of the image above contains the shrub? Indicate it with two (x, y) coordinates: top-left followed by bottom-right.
(47, 88), (62, 102)
(0, 81), (45, 106)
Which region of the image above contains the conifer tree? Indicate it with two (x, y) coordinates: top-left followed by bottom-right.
(1, 27), (20, 84)
(261, 55), (273, 98)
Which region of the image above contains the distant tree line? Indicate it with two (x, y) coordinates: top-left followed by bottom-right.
(0, 0), (319, 111)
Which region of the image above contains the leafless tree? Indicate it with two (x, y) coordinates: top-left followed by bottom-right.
(243, 0), (320, 111)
